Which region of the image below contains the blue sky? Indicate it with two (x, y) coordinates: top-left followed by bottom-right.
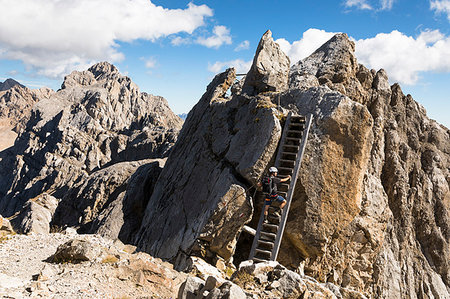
(0, 0), (449, 127)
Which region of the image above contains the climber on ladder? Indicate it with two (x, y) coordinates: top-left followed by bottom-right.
(262, 167), (291, 223)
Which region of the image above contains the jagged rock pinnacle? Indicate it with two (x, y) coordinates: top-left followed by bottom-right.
(242, 30), (290, 95)
(290, 32), (358, 86)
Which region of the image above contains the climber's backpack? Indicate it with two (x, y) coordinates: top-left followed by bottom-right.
(261, 176), (273, 194)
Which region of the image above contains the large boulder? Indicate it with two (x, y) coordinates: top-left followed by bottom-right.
(48, 239), (102, 263)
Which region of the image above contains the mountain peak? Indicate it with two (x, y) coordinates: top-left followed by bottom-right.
(88, 62), (119, 80)
(290, 32), (358, 87)
(61, 62), (121, 89)
(0, 78), (25, 91)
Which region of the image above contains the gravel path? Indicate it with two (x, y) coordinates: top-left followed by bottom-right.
(0, 231), (185, 298)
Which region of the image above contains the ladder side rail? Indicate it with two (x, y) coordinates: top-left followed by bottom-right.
(274, 112), (292, 169)
(271, 114), (313, 261)
(248, 192), (270, 260)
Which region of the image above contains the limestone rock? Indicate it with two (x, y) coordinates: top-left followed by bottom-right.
(290, 33), (370, 104)
(0, 62), (182, 229)
(189, 257), (227, 284)
(178, 276), (205, 299)
(52, 158), (165, 242)
(280, 33), (449, 298)
(48, 239), (102, 263)
(136, 31), (448, 299)
(0, 215), (14, 236)
(0, 84), (54, 133)
(87, 159), (166, 243)
(135, 67), (281, 265)
(177, 259), (357, 298)
(0, 84), (54, 151)
(232, 261), (361, 298)
(11, 193), (58, 234)
(242, 30), (290, 95)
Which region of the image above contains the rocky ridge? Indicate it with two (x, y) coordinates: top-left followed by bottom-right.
(0, 62), (182, 238)
(133, 31), (449, 298)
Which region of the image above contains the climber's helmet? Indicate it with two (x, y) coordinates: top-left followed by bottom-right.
(269, 166), (278, 174)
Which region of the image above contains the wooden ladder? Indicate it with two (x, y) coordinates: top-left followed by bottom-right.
(249, 112), (313, 262)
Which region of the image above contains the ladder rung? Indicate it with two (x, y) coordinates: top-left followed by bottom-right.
(278, 167), (293, 171)
(260, 232), (277, 239)
(280, 183), (290, 187)
(262, 223), (279, 229)
(285, 137), (300, 141)
(279, 159), (295, 163)
(253, 257), (268, 263)
(282, 152), (297, 156)
(290, 116), (305, 121)
(255, 249), (272, 255)
(257, 240), (274, 247)
(288, 129), (303, 133)
(283, 145), (299, 149)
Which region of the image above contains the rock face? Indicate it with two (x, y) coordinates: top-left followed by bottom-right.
(282, 33), (449, 298)
(53, 158), (166, 243)
(135, 32), (449, 298)
(0, 62), (182, 239)
(242, 30), (290, 95)
(135, 67), (284, 266)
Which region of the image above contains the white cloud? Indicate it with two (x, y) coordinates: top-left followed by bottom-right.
(6, 70), (18, 76)
(208, 59), (252, 74)
(171, 36), (191, 46)
(141, 57), (157, 69)
(196, 26), (232, 49)
(430, 0), (450, 20)
(0, 0), (213, 78)
(276, 28), (450, 85)
(380, 0), (395, 10)
(234, 40), (250, 51)
(275, 29), (337, 64)
(344, 0), (373, 10)
(344, 0), (396, 10)
(355, 30), (450, 84)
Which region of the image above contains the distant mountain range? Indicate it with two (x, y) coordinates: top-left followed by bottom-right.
(0, 78), (25, 91)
